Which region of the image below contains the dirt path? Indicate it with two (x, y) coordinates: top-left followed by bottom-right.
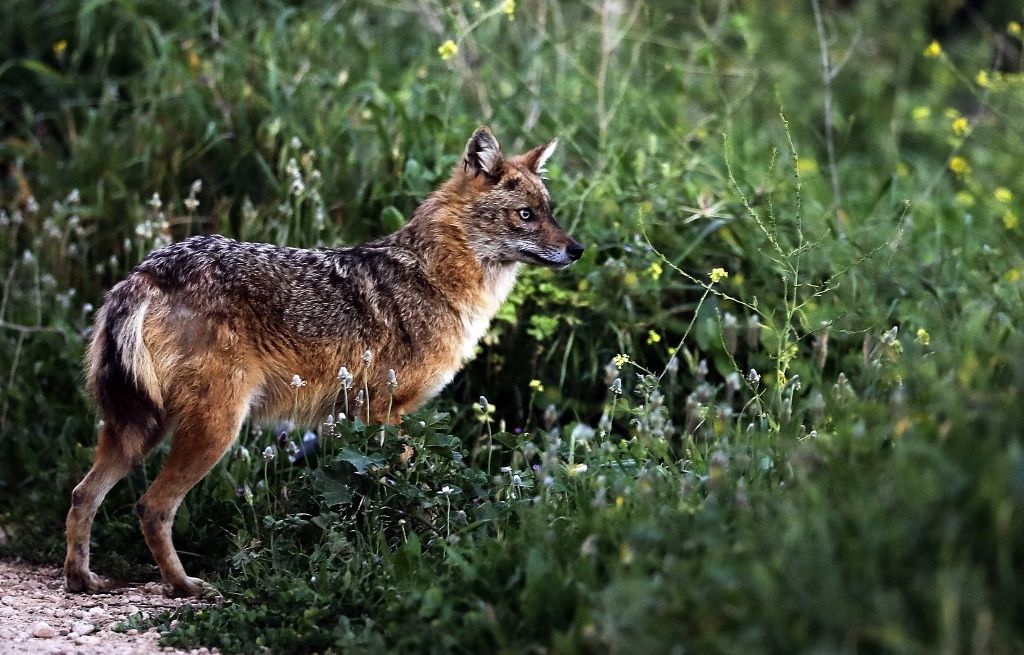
(0, 560), (212, 654)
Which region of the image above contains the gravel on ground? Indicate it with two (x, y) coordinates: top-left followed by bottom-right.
(0, 559), (213, 654)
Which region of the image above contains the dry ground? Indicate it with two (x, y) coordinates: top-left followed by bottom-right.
(0, 560), (211, 654)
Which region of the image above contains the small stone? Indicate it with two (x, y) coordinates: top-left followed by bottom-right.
(126, 629), (139, 636)
(1, 596), (16, 606)
(126, 605), (140, 614)
(72, 622), (95, 636)
(127, 594), (144, 603)
(31, 621), (57, 638)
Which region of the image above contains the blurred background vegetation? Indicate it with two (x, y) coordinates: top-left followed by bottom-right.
(1, 0), (1023, 652)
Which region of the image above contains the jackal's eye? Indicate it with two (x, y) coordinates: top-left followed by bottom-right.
(517, 208), (535, 221)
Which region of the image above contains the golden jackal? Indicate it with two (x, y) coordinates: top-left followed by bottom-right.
(65, 126), (583, 596)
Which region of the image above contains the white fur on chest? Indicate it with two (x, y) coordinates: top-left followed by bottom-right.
(458, 264), (519, 361)
(423, 264), (519, 400)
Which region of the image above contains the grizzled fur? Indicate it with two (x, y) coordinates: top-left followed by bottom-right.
(65, 126), (583, 597)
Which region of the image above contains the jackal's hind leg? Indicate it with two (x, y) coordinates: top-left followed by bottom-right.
(136, 399), (246, 597)
(65, 425), (146, 592)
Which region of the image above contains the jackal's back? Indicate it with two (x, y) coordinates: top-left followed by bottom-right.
(135, 234), (456, 348)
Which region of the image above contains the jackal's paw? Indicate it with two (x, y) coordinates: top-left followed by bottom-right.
(165, 576), (213, 598)
(65, 569), (109, 594)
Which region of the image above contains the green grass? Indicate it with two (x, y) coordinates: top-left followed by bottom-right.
(2, 0), (1024, 652)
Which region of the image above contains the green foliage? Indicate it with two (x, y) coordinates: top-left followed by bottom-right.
(3, 0), (1024, 653)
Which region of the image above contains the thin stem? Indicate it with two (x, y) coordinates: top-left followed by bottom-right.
(811, 0), (846, 240)
(485, 418), (493, 474)
(362, 368), (371, 424)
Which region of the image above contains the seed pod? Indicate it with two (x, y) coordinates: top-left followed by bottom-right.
(746, 315), (762, 350)
(813, 324), (830, 371)
(544, 404), (559, 429)
(722, 312), (738, 355)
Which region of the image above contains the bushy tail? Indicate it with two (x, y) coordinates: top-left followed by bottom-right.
(85, 276), (165, 463)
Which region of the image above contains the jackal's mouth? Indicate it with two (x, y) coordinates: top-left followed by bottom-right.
(517, 248), (572, 269)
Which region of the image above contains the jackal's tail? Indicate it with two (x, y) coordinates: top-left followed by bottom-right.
(85, 276), (165, 463)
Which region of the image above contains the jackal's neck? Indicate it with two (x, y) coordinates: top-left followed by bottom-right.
(388, 190), (518, 314)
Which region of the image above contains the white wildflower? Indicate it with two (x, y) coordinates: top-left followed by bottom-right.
(338, 366), (353, 389)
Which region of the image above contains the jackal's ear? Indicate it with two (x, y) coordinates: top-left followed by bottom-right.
(463, 126), (504, 178)
(522, 138), (558, 175)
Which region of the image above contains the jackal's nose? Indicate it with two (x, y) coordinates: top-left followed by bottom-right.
(566, 240), (585, 261)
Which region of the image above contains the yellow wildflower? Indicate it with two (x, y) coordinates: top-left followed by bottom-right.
(911, 106), (931, 122)
(924, 40), (942, 58)
(647, 261), (663, 280)
(1005, 268), (1022, 283)
(955, 191), (975, 207)
(1010, 21), (1022, 35)
(915, 328), (930, 346)
(53, 39), (68, 55)
(623, 271), (639, 287)
(615, 496), (625, 508)
(438, 39), (458, 61)
(709, 267), (729, 284)
(528, 379), (544, 393)
(951, 116), (969, 136)
(1004, 210), (1019, 230)
(976, 70), (990, 88)
(502, 0), (516, 20)
(994, 187), (1013, 203)
(796, 158), (818, 175)
(619, 543), (634, 565)
(613, 354), (630, 369)
(188, 50), (200, 72)
(646, 330), (661, 345)
(949, 156), (969, 175)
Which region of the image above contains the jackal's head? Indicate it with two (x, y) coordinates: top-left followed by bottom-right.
(454, 126), (584, 269)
